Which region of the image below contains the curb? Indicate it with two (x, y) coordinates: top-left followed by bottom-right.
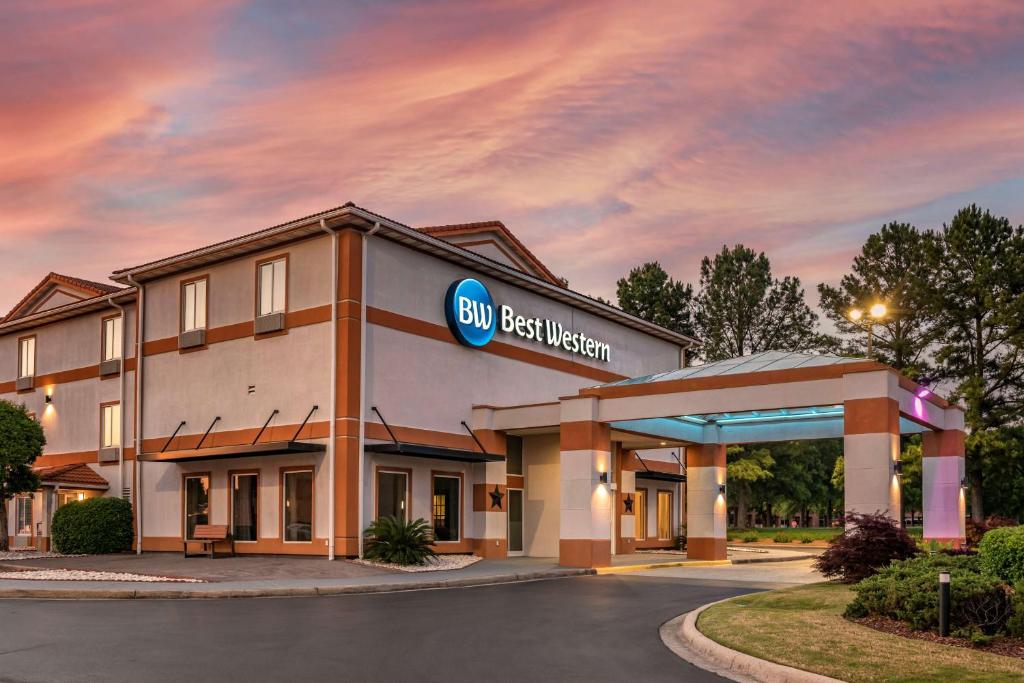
(660, 597), (844, 683)
(730, 553), (817, 565)
(0, 568), (594, 600)
(594, 559), (732, 574)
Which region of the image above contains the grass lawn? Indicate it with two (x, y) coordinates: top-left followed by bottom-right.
(697, 583), (1024, 682)
(728, 526), (924, 544)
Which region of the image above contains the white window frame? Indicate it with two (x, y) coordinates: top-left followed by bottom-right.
(18, 337), (35, 379)
(181, 279), (207, 332)
(101, 403), (120, 449)
(15, 496), (33, 536)
(258, 258), (287, 317)
(102, 315), (123, 361)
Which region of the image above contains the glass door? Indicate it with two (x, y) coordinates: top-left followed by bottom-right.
(507, 489), (524, 556)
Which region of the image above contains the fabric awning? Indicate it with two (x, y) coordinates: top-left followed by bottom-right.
(139, 440), (326, 463)
(364, 441), (503, 464)
(635, 470), (687, 483)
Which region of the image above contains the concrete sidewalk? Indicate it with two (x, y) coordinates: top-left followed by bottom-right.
(0, 547), (819, 599)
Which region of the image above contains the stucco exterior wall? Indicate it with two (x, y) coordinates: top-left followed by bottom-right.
(523, 433), (560, 557)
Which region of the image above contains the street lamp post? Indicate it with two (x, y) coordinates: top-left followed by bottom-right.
(848, 303), (887, 359)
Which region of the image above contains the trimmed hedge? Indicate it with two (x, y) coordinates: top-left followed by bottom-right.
(51, 497), (134, 554)
(979, 526), (1024, 584)
(845, 554), (1012, 635)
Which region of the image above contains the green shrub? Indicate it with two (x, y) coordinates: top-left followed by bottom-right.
(50, 497), (133, 554)
(979, 526), (1024, 583)
(772, 533), (791, 543)
(363, 516), (437, 566)
(814, 512), (919, 583)
(1007, 583), (1024, 638)
(800, 535), (815, 544)
(741, 532), (759, 543)
(846, 554), (1012, 635)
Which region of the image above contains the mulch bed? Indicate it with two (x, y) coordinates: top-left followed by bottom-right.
(850, 615), (1024, 659)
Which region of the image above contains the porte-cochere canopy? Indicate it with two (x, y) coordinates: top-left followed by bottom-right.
(474, 351), (966, 568)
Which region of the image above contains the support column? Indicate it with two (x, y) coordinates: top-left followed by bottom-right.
(334, 228), (363, 556)
(558, 397), (612, 568)
(922, 425), (966, 545)
(614, 448), (630, 557)
(843, 397), (901, 521)
(686, 444), (727, 560)
(472, 430), (508, 558)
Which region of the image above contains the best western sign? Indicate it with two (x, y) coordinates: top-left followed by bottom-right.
(444, 278), (611, 362)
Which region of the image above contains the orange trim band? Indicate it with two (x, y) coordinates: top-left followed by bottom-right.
(922, 430), (966, 457)
(844, 397), (899, 435)
(560, 421), (611, 452)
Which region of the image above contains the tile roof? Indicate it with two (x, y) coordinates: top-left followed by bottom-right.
(34, 464), (109, 489)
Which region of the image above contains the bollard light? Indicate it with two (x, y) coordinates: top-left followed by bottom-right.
(939, 572), (951, 637)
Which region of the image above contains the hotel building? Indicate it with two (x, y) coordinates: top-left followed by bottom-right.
(1, 204), (966, 566)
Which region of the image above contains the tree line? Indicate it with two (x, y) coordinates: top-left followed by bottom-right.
(614, 205), (1024, 525)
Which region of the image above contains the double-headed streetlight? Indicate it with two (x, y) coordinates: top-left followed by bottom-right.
(848, 302), (887, 358)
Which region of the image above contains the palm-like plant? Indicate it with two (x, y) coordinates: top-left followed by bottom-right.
(363, 516), (437, 566)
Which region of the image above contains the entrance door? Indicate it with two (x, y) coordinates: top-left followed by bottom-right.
(507, 489), (524, 556)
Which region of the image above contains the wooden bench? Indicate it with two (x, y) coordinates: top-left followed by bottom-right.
(184, 524), (235, 558)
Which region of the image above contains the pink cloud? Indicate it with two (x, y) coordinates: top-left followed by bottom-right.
(1, 0), (1023, 311)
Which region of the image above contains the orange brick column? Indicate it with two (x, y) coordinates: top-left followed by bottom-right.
(472, 429), (509, 559)
(686, 443), (727, 560)
(334, 228), (363, 556)
(559, 397), (613, 568)
(843, 397), (901, 522)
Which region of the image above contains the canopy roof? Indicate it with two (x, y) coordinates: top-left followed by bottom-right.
(603, 351), (864, 387)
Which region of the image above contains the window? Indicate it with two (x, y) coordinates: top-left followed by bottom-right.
(506, 435), (523, 476)
(102, 316), (123, 361)
(18, 337), (35, 378)
(184, 475), (210, 540)
(634, 489), (647, 541)
(58, 490), (87, 507)
(181, 279), (207, 332)
(376, 470), (408, 521)
(16, 496), (32, 536)
(283, 469), (313, 542)
(258, 258), (287, 316)
(231, 473), (258, 542)
(101, 403), (120, 449)
(432, 474), (461, 542)
(657, 490), (673, 541)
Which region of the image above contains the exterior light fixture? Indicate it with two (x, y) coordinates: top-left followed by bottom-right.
(848, 308), (863, 322)
(45, 395), (53, 404)
(848, 301), (888, 359)
(869, 303), (887, 319)
(960, 476), (969, 490)
(893, 460), (904, 476)
(598, 472), (608, 484)
(718, 484), (726, 495)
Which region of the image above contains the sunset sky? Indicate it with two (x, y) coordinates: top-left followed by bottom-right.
(2, 1), (1023, 314)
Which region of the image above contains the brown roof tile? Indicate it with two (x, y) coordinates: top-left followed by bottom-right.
(34, 464), (109, 489)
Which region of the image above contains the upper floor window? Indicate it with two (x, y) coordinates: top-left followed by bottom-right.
(101, 403), (121, 449)
(181, 279), (207, 332)
(18, 337), (35, 378)
(102, 315), (123, 361)
(258, 258), (287, 317)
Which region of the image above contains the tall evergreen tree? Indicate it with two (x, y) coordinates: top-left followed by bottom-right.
(817, 222), (940, 377)
(616, 261), (695, 338)
(927, 205), (1024, 520)
(695, 244), (819, 361)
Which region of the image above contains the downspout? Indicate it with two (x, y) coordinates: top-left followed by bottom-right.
(106, 295), (127, 499)
(358, 222), (381, 559)
(126, 275), (144, 555)
(319, 219), (338, 560)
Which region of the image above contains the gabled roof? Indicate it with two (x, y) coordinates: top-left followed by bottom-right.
(4, 272), (123, 322)
(34, 464), (109, 489)
(418, 220), (561, 286)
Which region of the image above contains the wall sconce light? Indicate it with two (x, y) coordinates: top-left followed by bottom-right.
(960, 476), (969, 490)
(718, 484), (726, 495)
(598, 472), (608, 484)
(893, 460), (904, 476)
(45, 394), (53, 405)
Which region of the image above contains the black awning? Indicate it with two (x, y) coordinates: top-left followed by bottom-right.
(139, 440), (326, 463)
(365, 441), (503, 463)
(635, 470), (687, 483)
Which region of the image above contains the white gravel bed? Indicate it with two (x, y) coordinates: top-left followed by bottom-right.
(0, 569), (204, 583)
(354, 554), (482, 573)
(0, 550), (83, 561)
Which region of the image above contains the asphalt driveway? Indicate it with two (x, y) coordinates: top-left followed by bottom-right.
(0, 573), (755, 682)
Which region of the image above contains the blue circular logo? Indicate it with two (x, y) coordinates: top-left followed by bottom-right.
(445, 278), (496, 348)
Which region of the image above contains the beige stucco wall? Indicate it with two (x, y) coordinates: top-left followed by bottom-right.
(523, 433), (560, 557)
(0, 305), (137, 459)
